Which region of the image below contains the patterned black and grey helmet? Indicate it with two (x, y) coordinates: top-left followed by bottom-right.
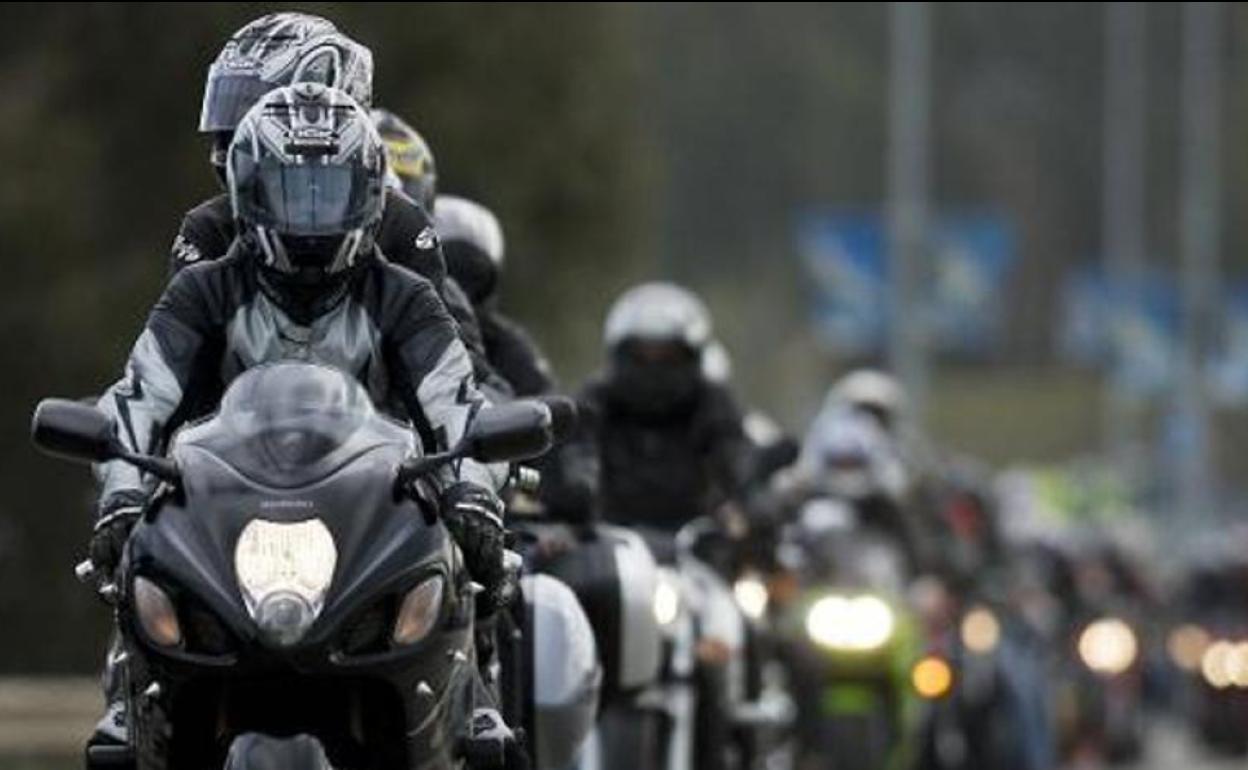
(200, 13), (373, 142)
(227, 83), (386, 275)
(371, 108), (438, 212)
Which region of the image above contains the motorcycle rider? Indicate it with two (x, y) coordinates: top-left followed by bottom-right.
(170, 13), (511, 398)
(91, 84), (517, 755)
(433, 194), (557, 397)
(780, 397), (928, 574)
(553, 281), (757, 532)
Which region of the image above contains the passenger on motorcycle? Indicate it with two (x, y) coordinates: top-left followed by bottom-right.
(91, 83), (515, 751)
(433, 194), (557, 397)
(171, 13), (510, 397)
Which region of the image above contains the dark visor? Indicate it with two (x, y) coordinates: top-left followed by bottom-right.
(199, 71), (274, 133)
(235, 156), (378, 236)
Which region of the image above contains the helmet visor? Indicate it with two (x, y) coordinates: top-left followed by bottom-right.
(200, 70), (274, 133)
(234, 156), (380, 236)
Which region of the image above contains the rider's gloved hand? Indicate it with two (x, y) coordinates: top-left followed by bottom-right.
(441, 482), (508, 609)
(91, 491), (145, 577)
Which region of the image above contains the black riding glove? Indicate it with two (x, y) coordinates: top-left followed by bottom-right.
(441, 482), (508, 608)
(92, 492), (145, 577)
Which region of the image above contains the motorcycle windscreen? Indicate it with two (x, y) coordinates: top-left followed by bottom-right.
(174, 362), (413, 487)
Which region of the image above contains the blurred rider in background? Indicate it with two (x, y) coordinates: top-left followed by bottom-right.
(433, 194), (557, 397)
(552, 282), (762, 532)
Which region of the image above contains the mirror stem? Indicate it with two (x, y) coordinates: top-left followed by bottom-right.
(396, 446), (464, 487)
(121, 452), (180, 484)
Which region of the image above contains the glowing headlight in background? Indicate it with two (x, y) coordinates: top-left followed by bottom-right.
(1199, 640), (1248, 690)
(1078, 617), (1138, 676)
(1201, 641), (1236, 689)
(235, 518), (337, 645)
(1168, 624), (1210, 672)
(911, 655), (954, 699)
(653, 572), (681, 627)
(960, 605), (1001, 655)
(733, 575), (769, 621)
(806, 594), (895, 651)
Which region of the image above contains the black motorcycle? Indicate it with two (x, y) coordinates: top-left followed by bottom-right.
(33, 362), (556, 770)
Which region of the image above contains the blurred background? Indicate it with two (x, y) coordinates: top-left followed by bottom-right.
(2, 2), (1247, 767)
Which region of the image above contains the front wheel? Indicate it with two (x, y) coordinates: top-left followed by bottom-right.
(223, 734), (334, 770)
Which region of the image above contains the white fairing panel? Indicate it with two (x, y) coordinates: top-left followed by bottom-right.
(526, 574), (602, 770)
(682, 557), (748, 703)
(604, 525), (664, 689)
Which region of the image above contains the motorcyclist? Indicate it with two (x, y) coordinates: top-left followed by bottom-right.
(91, 84), (516, 754)
(776, 398), (928, 574)
(170, 13), (511, 398)
(433, 194), (557, 397)
(554, 282), (757, 532)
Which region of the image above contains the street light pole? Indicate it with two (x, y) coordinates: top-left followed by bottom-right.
(887, 1), (932, 431)
(1102, 2), (1146, 478)
(1176, 1), (1221, 521)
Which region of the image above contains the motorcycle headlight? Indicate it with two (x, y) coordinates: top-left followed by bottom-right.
(806, 594), (895, 652)
(912, 655), (954, 699)
(960, 605), (1001, 655)
(1167, 624), (1210, 672)
(1078, 617), (1138, 676)
(393, 575), (445, 646)
(134, 576), (182, 647)
(733, 575), (769, 621)
(235, 518), (337, 647)
(1200, 640), (1248, 689)
(654, 571), (682, 627)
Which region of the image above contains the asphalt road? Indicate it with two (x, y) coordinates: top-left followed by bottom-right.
(0, 679), (1242, 770)
(1120, 720), (1246, 770)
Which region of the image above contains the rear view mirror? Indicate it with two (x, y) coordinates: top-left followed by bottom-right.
(536, 395), (579, 445)
(31, 399), (122, 464)
(464, 400), (553, 464)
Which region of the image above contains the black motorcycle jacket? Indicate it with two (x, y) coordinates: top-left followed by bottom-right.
(96, 241), (505, 513)
(479, 309), (556, 398)
(550, 374), (754, 530)
(167, 191), (513, 399)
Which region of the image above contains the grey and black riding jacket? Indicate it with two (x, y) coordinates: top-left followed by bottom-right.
(169, 189), (512, 400)
(95, 241), (504, 516)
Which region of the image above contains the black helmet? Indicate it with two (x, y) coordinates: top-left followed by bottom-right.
(227, 83), (386, 322)
(200, 13), (373, 169)
(433, 194), (504, 306)
(371, 108), (438, 212)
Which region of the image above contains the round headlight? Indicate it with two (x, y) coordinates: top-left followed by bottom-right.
(1201, 640), (1235, 689)
(393, 575), (445, 646)
(1078, 617), (1138, 676)
(134, 576), (182, 648)
(806, 594), (895, 652)
(733, 575), (769, 621)
(653, 573), (681, 627)
(912, 655), (954, 699)
(1167, 624), (1210, 672)
(961, 605), (1001, 655)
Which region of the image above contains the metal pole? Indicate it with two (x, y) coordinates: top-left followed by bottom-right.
(887, 1), (931, 430)
(1102, 2), (1146, 477)
(1176, 1), (1221, 519)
